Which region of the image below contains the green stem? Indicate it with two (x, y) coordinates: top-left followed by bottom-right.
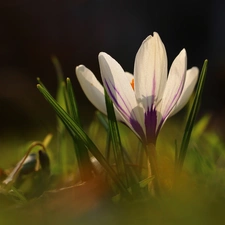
(145, 143), (161, 197)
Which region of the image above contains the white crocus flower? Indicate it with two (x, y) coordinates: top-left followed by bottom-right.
(76, 32), (198, 144)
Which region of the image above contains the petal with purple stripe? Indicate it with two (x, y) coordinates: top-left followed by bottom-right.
(145, 105), (157, 144)
(76, 65), (124, 122)
(99, 52), (144, 130)
(160, 49), (187, 122)
(134, 32), (167, 113)
(169, 67), (199, 117)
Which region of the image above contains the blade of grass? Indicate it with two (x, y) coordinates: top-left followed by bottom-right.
(192, 114), (211, 139)
(66, 78), (92, 181)
(96, 111), (108, 131)
(66, 78), (80, 124)
(112, 176), (154, 202)
(37, 83), (132, 199)
(177, 59), (208, 173)
(96, 111), (141, 187)
(56, 81), (69, 176)
(95, 112), (112, 161)
(51, 55), (64, 83)
(52, 57), (69, 176)
(104, 89), (128, 187)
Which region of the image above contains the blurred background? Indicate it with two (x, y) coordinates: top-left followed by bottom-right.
(0, 0), (225, 138)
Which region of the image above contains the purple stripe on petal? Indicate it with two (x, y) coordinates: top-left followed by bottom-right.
(104, 79), (146, 142)
(104, 79), (130, 120)
(163, 73), (185, 120)
(130, 118), (146, 143)
(145, 104), (157, 144)
(156, 73), (186, 138)
(105, 79), (141, 123)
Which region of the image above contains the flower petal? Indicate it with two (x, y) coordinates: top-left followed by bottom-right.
(125, 71), (134, 84)
(98, 52), (145, 140)
(169, 67), (199, 116)
(134, 32), (167, 110)
(76, 65), (107, 114)
(75, 65), (124, 121)
(158, 49), (187, 126)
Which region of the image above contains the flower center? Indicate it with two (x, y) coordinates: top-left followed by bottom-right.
(130, 78), (134, 90)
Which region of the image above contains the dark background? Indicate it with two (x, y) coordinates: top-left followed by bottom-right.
(0, 0), (225, 136)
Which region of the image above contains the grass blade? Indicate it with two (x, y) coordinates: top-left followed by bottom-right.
(66, 78), (80, 124)
(66, 78), (92, 181)
(95, 112), (112, 161)
(51, 55), (64, 83)
(104, 89), (128, 187)
(37, 83), (132, 199)
(177, 60), (208, 173)
(96, 111), (141, 193)
(52, 56), (69, 176)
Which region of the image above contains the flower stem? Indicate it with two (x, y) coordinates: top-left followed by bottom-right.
(145, 143), (161, 197)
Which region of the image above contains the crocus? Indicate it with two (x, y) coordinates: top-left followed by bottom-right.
(76, 32), (198, 145)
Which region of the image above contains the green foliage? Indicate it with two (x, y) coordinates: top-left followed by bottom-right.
(37, 81), (132, 199)
(3, 53), (225, 224)
(104, 89), (128, 186)
(176, 60), (208, 173)
(65, 78), (93, 181)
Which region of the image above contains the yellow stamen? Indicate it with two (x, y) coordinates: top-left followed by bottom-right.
(130, 78), (134, 90)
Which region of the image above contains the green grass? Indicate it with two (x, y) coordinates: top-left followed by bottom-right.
(2, 58), (225, 224)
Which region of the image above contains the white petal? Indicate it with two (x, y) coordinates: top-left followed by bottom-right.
(75, 65), (124, 121)
(125, 71), (134, 84)
(159, 49), (187, 124)
(98, 52), (145, 140)
(76, 65), (106, 114)
(134, 32), (167, 110)
(169, 67), (199, 116)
